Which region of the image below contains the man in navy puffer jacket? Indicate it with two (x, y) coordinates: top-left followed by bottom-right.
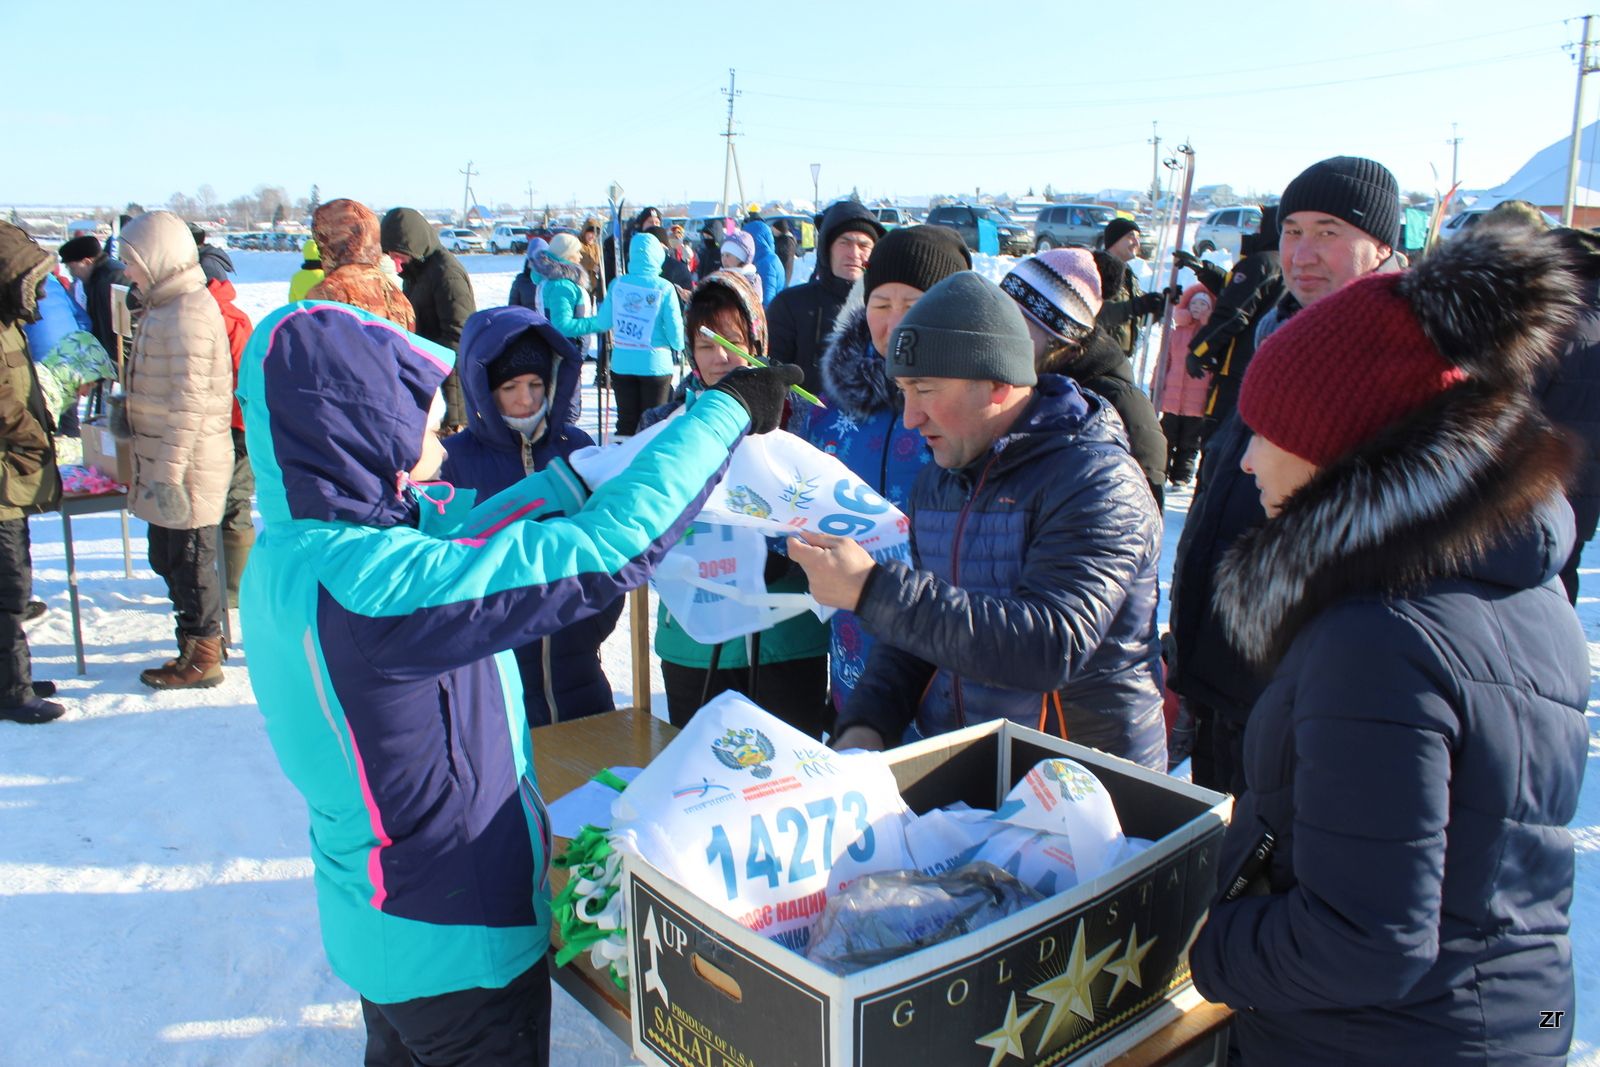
(792, 272), (1166, 769)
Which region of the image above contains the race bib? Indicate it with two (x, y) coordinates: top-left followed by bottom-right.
(613, 692), (911, 952)
(612, 282), (665, 349)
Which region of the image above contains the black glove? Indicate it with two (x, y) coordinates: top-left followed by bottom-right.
(1173, 249), (1203, 273)
(1186, 350), (1220, 380)
(711, 364), (804, 434)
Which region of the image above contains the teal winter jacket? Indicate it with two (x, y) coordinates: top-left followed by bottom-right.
(237, 301), (748, 1003)
(573, 232), (683, 376)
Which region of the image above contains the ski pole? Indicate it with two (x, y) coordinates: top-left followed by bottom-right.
(696, 327), (826, 408)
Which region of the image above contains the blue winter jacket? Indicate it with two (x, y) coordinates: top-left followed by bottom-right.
(238, 301), (749, 1004)
(1190, 381), (1588, 1065)
(441, 306), (620, 726)
(573, 232), (682, 377)
(743, 219), (786, 308)
(788, 304), (931, 708)
(838, 375), (1167, 770)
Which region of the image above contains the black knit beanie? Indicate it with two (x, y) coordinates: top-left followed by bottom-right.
(1102, 218), (1140, 250)
(887, 272), (1037, 386)
(58, 235), (101, 262)
(863, 225), (972, 298)
(1277, 156), (1400, 248)
(487, 332), (552, 391)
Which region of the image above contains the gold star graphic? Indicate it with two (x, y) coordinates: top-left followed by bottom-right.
(1027, 919), (1121, 1054)
(974, 992), (1041, 1067)
(1103, 923), (1157, 1007)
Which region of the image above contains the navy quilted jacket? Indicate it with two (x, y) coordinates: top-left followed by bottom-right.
(839, 374), (1166, 769)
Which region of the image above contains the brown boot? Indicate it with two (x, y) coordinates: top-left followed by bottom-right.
(222, 528), (255, 610)
(140, 636), (225, 690)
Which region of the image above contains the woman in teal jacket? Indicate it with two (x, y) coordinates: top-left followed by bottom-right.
(639, 271), (831, 737)
(573, 230), (683, 436)
(237, 300), (794, 1063)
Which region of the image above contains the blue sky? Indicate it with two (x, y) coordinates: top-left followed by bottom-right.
(5, 0), (1593, 211)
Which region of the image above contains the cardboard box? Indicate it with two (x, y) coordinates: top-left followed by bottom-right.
(625, 720), (1232, 1067)
(80, 417), (132, 487)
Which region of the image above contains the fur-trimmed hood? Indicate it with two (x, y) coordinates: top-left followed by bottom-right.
(1216, 385), (1574, 668)
(818, 301), (897, 419)
(531, 247), (587, 287)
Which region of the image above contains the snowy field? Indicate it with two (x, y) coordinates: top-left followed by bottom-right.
(2, 249), (1595, 1065)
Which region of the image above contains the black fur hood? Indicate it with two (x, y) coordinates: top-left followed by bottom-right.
(1216, 228), (1586, 668)
(819, 302), (898, 419)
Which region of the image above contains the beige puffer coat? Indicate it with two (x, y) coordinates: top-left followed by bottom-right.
(120, 211), (234, 528)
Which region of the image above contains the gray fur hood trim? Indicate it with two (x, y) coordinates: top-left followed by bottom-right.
(819, 295), (896, 419)
(1215, 385), (1573, 668)
(530, 251), (587, 287)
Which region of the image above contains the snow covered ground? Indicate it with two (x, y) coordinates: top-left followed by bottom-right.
(2, 250), (1594, 1065)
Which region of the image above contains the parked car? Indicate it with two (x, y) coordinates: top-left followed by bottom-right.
(1193, 206), (1262, 256)
(489, 224), (531, 254)
(924, 204), (1033, 256)
(870, 206), (915, 230)
(1437, 203), (1561, 241)
(1032, 203), (1119, 251)
(438, 227), (487, 254)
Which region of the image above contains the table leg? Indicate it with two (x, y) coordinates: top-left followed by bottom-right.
(63, 511), (85, 675)
(215, 524), (231, 646)
(120, 508), (132, 578)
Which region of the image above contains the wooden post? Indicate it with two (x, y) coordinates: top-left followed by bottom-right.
(629, 585), (651, 713)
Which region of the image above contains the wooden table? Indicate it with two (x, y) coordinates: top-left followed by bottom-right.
(530, 708), (1232, 1066)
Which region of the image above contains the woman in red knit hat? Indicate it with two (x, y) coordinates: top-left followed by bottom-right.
(1187, 227), (1590, 1066)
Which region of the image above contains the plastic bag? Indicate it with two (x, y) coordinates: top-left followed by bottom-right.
(612, 692), (912, 953)
(569, 417), (911, 643)
(805, 862), (1042, 974)
(994, 757), (1125, 884)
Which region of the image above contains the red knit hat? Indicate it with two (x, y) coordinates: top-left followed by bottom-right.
(1239, 272), (1466, 465)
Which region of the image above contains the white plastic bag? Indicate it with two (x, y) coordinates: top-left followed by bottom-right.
(995, 758), (1125, 884)
(569, 417), (911, 643)
(612, 692), (912, 952)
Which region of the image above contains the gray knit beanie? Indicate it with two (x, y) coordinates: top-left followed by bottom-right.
(887, 272), (1037, 386)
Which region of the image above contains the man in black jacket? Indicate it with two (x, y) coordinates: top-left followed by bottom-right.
(379, 207), (476, 431)
(1169, 156), (1399, 793)
(791, 273), (1166, 770)
(59, 235), (132, 361)
(767, 201), (884, 388)
(1096, 219), (1167, 356)
(1181, 205), (1283, 438)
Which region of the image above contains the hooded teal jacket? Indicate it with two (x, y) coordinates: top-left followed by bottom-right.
(572, 232), (683, 376)
(237, 301), (748, 1003)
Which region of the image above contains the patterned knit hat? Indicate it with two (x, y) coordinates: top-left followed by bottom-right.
(1000, 249), (1103, 341)
(1277, 156), (1400, 248)
(1239, 229), (1583, 466)
(720, 230), (755, 265)
(863, 224), (972, 298)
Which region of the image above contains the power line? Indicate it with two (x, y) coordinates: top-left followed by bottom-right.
(737, 19), (1563, 93)
(739, 46), (1555, 113)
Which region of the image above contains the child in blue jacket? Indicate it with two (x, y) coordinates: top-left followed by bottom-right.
(442, 306), (620, 727)
(237, 300), (797, 1064)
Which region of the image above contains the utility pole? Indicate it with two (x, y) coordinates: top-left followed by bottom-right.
(720, 69), (745, 218)
(459, 160), (478, 226)
(1565, 15), (1598, 226)
(1446, 123), (1463, 190)
(811, 163), (821, 210)
(525, 181), (535, 222)
(1148, 121), (1162, 206)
